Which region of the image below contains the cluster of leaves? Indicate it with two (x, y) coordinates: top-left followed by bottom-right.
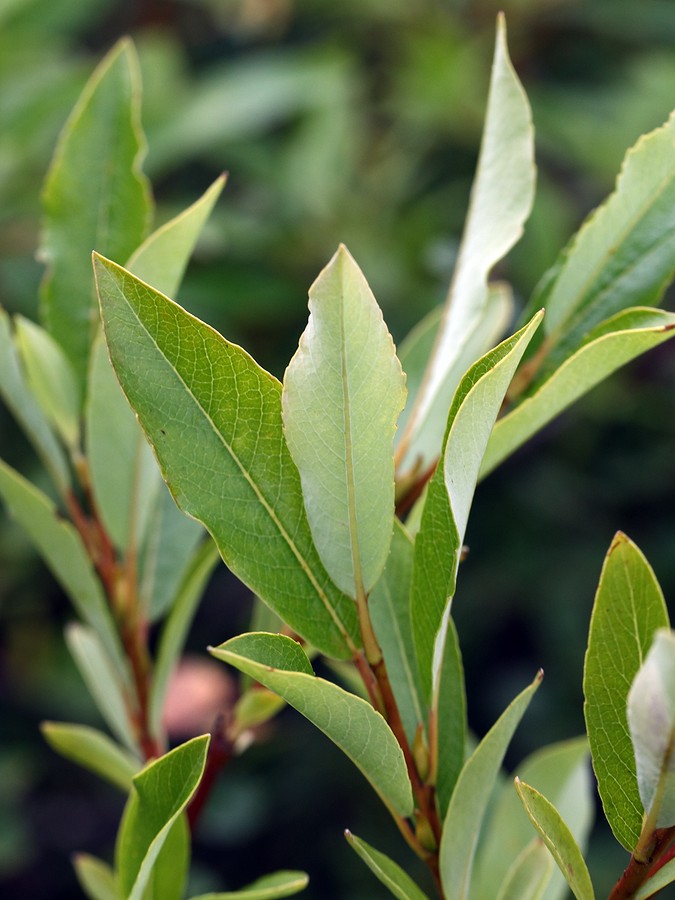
(3, 10), (675, 900)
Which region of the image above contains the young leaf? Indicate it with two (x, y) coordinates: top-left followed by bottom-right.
(515, 780), (595, 900)
(73, 853), (118, 900)
(94, 253), (359, 659)
(0, 308), (70, 496)
(627, 629), (675, 828)
(411, 313), (542, 700)
(438, 670), (542, 899)
(481, 308), (675, 478)
(41, 721), (140, 791)
(583, 532), (669, 850)
(399, 14), (534, 465)
(40, 38), (151, 383)
(282, 244), (406, 598)
(210, 633), (414, 818)
(189, 870), (309, 899)
(345, 830), (430, 900)
(115, 734), (209, 899)
(495, 840), (553, 900)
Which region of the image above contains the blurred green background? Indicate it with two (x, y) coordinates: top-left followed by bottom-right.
(1, 0), (675, 896)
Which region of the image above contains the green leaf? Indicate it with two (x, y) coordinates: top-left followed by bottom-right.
(435, 617), (466, 820)
(481, 308), (675, 478)
(149, 539), (220, 738)
(0, 308), (70, 496)
(41, 721), (140, 792)
(628, 628), (675, 827)
(73, 853), (119, 900)
(344, 830), (429, 900)
(472, 738), (593, 900)
(515, 780), (595, 900)
(115, 735), (209, 900)
(14, 315), (81, 451)
(369, 520), (425, 744)
(94, 254), (358, 659)
(411, 313), (542, 701)
(40, 37), (152, 383)
(189, 870), (309, 899)
(634, 855), (675, 900)
(65, 623), (136, 754)
(583, 532), (669, 850)
(438, 671), (542, 899)
(495, 841), (553, 900)
(398, 15), (534, 466)
(0, 458), (126, 675)
(282, 244), (406, 597)
(210, 633), (414, 818)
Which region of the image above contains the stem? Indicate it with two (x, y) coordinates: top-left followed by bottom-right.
(187, 714), (233, 831)
(608, 826), (675, 899)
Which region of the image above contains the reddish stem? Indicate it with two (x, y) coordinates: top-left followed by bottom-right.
(187, 715), (233, 831)
(608, 827), (675, 900)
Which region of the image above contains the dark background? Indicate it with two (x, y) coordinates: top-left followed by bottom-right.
(1, 0), (675, 896)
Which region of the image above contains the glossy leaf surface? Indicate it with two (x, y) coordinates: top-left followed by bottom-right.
(189, 870), (309, 899)
(345, 831), (429, 900)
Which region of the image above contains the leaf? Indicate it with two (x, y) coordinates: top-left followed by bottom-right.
(434, 617), (466, 820)
(369, 520), (425, 744)
(0, 307), (70, 496)
(399, 15), (534, 464)
(41, 721), (140, 792)
(65, 623), (136, 754)
(14, 315), (81, 450)
(583, 532), (669, 849)
(0, 458), (126, 675)
(495, 841), (553, 900)
(189, 870), (309, 899)
(40, 38), (152, 383)
(628, 629), (675, 827)
(94, 254), (359, 659)
(481, 308), (675, 478)
(210, 633), (414, 818)
(282, 244), (406, 597)
(115, 735), (209, 900)
(411, 313), (542, 701)
(438, 671), (542, 900)
(344, 830), (429, 900)
(515, 780), (595, 900)
(149, 539), (220, 738)
(634, 856), (675, 900)
(73, 854), (119, 900)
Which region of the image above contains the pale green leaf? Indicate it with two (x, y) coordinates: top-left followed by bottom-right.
(65, 623), (136, 754)
(0, 458), (126, 674)
(73, 853), (119, 900)
(369, 520), (425, 744)
(14, 315), (81, 450)
(515, 780), (595, 900)
(115, 735), (209, 900)
(149, 539), (220, 738)
(399, 15), (534, 465)
(345, 830), (429, 900)
(435, 617), (466, 820)
(41, 721), (140, 792)
(0, 308), (70, 495)
(583, 532), (669, 849)
(628, 629), (675, 827)
(210, 633), (414, 818)
(189, 870), (309, 899)
(495, 841), (553, 900)
(439, 671), (542, 899)
(635, 855), (675, 899)
(40, 38), (152, 383)
(233, 688), (286, 736)
(282, 244), (406, 597)
(94, 253), (359, 659)
(137, 813), (190, 900)
(411, 313), (542, 701)
(481, 308), (675, 478)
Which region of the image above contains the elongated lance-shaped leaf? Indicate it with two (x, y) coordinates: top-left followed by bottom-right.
(41, 721), (140, 792)
(583, 532), (669, 850)
(94, 254), (359, 659)
(438, 671), (542, 899)
(495, 841), (553, 900)
(40, 38), (151, 383)
(399, 14), (534, 467)
(115, 735), (209, 900)
(628, 629), (675, 828)
(189, 870), (309, 899)
(0, 308), (70, 496)
(282, 244), (406, 598)
(345, 831), (430, 900)
(515, 780), (595, 900)
(411, 313), (542, 701)
(435, 617), (466, 820)
(210, 633), (414, 818)
(481, 308), (675, 478)
(73, 854), (118, 900)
